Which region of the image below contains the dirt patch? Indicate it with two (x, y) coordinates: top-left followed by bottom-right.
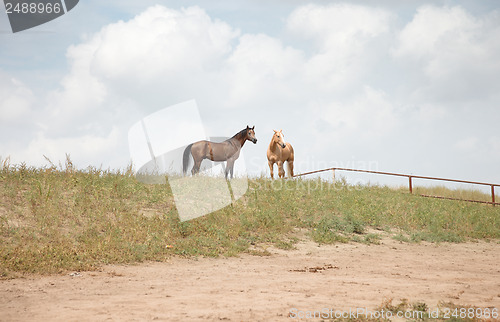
(1, 237), (499, 321)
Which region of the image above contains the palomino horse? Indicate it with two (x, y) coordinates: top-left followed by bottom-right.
(183, 126), (257, 179)
(267, 129), (294, 179)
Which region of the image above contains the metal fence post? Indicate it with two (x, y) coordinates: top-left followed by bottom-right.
(492, 185), (496, 206)
(332, 168), (335, 183)
(409, 176), (413, 194)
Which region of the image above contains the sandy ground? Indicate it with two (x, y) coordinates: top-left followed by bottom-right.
(1, 237), (499, 321)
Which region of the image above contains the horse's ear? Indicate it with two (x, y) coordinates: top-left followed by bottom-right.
(246, 125), (250, 129)
(252, 126), (254, 130)
(279, 129), (282, 133)
(273, 129), (277, 133)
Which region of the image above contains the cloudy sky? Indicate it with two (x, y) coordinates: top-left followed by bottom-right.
(1, 0), (499, 188)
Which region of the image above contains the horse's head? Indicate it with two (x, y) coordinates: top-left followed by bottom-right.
(273, 129), (286, 149)
(246, 125), (257, 144)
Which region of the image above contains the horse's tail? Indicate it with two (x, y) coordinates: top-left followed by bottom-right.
(182, 143), (193, 175)
(287, 159), (294, 178)
(287, 143), (294, 177)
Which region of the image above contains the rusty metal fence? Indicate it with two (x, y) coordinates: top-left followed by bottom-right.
(293, 167), (500, 206)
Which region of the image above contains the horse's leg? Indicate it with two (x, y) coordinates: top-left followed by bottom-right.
(230, 160), (235, 179)
(220, 162), (227, 177)
(268, 160), (274, 179)
(278, 161), (285, 178)
(191, 158), (202, 175)
(225, 159), (235, 179)
(229, 149), (240, 179)
(227, 159), (235, 179)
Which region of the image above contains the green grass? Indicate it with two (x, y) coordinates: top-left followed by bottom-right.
(1, 160), (499, 278)
(412, 185), (496, 204)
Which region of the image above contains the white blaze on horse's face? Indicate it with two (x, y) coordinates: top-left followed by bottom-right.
(274, 130), (286, 148)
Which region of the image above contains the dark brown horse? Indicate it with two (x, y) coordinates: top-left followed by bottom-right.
(183, 126), (257, 179)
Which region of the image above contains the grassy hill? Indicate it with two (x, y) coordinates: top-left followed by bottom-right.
(1, 161), (499, 278)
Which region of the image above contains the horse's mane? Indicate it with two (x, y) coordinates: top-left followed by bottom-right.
(232, 128), (248, 139)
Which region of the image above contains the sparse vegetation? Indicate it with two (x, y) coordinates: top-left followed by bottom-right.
(1, 158), (499, 278)
(302, 298), (494, 321)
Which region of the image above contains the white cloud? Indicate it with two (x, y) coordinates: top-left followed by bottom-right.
(225, 33), (304, 106)
(90, 5), (239, 82)
(287, 4), (393, 90)
(0, 72), (34, 124)
(393, 5), (500, 101)
(287, 3), (391, 51)
(393, 5), (478, 60)
(44, 35), (108, 137)
(19, 127), (123, 169)
(42, 5), (241, 135)
(319, 86), (397, 142)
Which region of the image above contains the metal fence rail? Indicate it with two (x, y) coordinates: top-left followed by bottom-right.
(293, 167), (500, 206)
